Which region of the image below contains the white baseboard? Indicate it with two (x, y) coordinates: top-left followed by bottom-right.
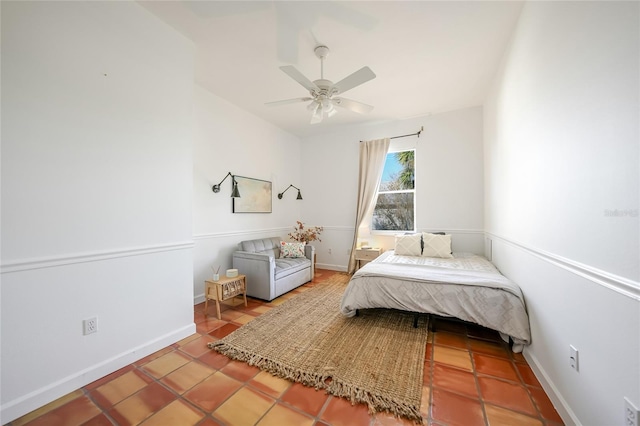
(523, 349), (581, 426)
(1, 323), (196, 424)
(316, 263), (347, 272)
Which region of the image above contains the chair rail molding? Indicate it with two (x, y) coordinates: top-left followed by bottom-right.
(420, 228), (484, 234)
(486, 231), (640, 301)
(1, 241), (194, 274)
(315, 227), (484, 234)
(193, 227), (293, 241)
(193, 226), (353, 241)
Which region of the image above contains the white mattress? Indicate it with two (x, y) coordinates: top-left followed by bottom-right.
(340, 251), (531, 352)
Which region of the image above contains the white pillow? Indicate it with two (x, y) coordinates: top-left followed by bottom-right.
(422, 233), (453, 258)
(394, 233), (422, 256)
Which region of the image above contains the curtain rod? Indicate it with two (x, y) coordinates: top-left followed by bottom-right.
(391, 126), (423, 140)
(360, 126), (423, 142)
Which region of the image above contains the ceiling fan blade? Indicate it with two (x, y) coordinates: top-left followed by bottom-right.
(333, 97), (374, 114)
(280, 65), (319, 92)
(332, 66), (376, 95)
(265, 97), (313, 106)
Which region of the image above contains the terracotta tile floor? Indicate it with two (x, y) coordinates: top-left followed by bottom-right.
(8, 270), (564, 426)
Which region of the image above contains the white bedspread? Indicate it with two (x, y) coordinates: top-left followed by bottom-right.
(340, 251), (531, 352)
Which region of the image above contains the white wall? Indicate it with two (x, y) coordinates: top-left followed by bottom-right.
(301, 107), (485, 270)
(484, 2), (639, 424)
(192, 85), (303, 302)
(1, 2), (195, 422)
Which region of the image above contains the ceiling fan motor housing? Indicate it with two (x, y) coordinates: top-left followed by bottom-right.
(311, 79), (336, 99)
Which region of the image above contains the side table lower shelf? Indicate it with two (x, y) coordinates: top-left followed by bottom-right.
(204, 274), (247, 319)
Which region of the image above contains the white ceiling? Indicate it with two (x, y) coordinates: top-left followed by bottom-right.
(140, 1), (524, 138)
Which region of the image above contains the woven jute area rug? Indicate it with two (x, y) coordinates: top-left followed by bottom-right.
(208, 273), (429, 423)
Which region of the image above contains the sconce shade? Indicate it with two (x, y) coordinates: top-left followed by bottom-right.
(212, 172), (241, 198)
(231, 179), (241, 198)
(278, 184), (303, 200)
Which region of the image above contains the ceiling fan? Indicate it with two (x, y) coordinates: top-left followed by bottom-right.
(266, 45), (376, 124)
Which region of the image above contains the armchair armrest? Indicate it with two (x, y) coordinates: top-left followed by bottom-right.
(304, 245), (315, 259)
(232, 251), (276, 300)
(305, 245), (315, 280)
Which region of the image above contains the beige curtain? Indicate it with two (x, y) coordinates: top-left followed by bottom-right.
(347, 138), (390, 273)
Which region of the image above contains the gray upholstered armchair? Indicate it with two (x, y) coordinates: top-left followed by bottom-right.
(232, 237), (315, 301)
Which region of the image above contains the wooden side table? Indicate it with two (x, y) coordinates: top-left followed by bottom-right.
(355, 248), (383, 270)
(204, 274), (247, 319)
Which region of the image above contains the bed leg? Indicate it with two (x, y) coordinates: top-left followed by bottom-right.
(429, 317), (436, 333)
(413, 314), (419, 328)
(355, 309), (359, 317)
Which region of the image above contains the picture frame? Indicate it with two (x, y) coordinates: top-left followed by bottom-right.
(232, 175), (272, 213)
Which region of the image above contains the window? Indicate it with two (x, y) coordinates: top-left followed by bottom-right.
(372, 150), (415, 232)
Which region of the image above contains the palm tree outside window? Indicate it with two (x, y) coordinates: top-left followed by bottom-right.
(372, 149), (415, 231)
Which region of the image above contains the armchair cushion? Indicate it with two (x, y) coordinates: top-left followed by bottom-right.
(275, 257), (310, 279)
(239, 237), (281, 259)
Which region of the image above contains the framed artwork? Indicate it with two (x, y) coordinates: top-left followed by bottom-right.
(232, 175), (272, 213)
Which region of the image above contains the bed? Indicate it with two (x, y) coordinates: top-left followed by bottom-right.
(340, 247), (531, 352)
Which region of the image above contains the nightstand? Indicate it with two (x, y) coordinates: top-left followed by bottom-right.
(355, 248), (382, 270)
(204, 274), (247, 319)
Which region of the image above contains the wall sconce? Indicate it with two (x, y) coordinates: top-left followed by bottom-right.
(212, 172), (241, 198)
(278, 184), (303, 200)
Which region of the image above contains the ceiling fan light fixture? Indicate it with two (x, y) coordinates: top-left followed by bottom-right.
(323, 100), (337, 117)
(310, 102), (323, 124)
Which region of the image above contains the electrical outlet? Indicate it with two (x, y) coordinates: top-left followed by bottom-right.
(328, 248), (332, 254)
(625, 397), (639, 426)
(83, 317), (98, 335)
(569, 345), (578, 371)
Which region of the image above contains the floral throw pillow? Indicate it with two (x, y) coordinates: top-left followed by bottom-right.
(280, 241), (306, 258)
